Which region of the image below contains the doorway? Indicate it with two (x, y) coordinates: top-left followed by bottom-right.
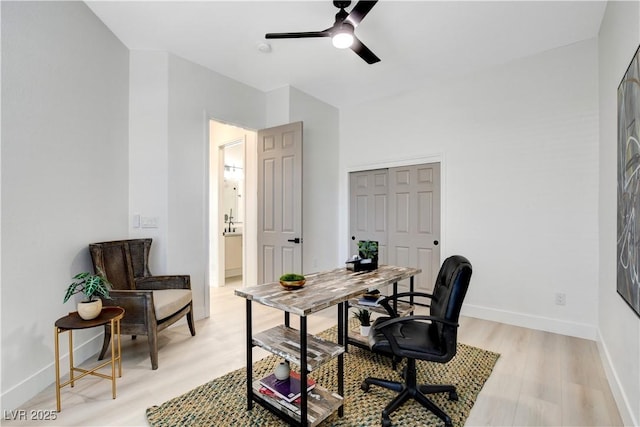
(222, 140), (244, 282)
(208, 120), (258, 294)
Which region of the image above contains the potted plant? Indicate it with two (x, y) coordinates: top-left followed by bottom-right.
(279, 273), (306, 290)
(64, 271), (111, 320)
(358, 240), (379, 270)
(353, 308), (372, 336)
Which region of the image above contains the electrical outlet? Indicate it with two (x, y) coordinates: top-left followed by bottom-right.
(555, 292), (566, 306)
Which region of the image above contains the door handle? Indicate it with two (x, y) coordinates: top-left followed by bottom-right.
(287, 238), (301, 244)
(434, 240), (439, 246)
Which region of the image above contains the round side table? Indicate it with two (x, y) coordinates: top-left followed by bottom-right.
(54, 306), (124, 412)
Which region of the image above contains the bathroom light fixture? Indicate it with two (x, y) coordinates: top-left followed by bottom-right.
(331, 22), (354, 49)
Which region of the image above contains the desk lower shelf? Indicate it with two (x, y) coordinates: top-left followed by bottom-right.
(252, 325), (344, 371)
(252, 380), (343, 427)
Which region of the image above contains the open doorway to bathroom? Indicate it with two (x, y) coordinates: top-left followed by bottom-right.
(208, 120), (257, 294)
(222, 140), (244, 282)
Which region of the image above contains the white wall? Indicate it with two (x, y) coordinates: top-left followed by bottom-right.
(597, 2), (640, 425)
(340, 39), (600, 340)
(129, 51), (169, 271)
(165, 55), (266, 319)
(1, 1), (129, 411)
(289, 87), (340, 273)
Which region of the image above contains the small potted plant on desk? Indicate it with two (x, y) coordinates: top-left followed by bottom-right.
(353, 308), (372, 337)
(346, 240), (379, 272)
(64, 271), (112, 320)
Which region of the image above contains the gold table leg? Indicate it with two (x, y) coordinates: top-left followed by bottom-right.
(54, 327), (61, 412)
(68, 330), (74, 387)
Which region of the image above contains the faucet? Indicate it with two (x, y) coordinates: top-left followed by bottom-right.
(227, 209), (234, 233)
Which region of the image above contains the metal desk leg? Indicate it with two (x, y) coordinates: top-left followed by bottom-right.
(393, 281), (398, 313)
(410, 276), (414, 304)
(300, 316), (308, 426)
(246, 299), (253, 410)
(337, 302), (346, 417)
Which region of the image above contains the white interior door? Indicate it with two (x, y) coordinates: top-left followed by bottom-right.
(349, 169), (388, 262)
(388, 163), (441, 292)
(257, 122), (303, 283)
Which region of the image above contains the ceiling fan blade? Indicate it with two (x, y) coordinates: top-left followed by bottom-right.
(350, 36), (380, 64)
(346, 0), (378, 27)
(266, 31), (330, 39)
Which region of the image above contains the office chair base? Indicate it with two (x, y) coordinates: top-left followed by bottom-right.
(361, 367), (457, 427)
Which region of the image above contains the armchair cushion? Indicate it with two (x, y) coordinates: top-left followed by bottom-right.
(153, 289), (192, 321)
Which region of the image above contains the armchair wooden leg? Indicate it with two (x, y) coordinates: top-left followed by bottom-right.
(147, 328), (159, 370)
(98, 325), (111, 361)
(187, 306), (196, 336)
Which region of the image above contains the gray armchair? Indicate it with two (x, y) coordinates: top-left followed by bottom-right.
(89, 238), (195, 370)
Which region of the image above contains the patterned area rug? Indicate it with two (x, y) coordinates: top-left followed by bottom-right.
(146, 323), (499, 426)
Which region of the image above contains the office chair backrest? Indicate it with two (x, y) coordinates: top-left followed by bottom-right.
(429, 255), (472, 356)
(89, 239), (153, 290)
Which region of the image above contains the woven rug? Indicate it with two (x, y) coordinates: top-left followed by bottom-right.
(146, 323), (499, 427)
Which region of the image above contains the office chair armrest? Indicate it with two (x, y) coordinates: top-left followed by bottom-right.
(377, 292), (433, 317)
(372, 315), (458, 332)
(135, 275), (191, 290)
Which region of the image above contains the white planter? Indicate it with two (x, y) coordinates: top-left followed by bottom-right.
(78, 299), (102, 320)
(274, 361), (290, 380)
(360, 325), (371, 337)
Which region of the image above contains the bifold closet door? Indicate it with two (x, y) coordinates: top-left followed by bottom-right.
(388, 163), (441, 293)
(349, 169), (388, 263)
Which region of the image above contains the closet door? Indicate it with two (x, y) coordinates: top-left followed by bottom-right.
(388, 163), (441, 293)
(349, 169), (388, 263)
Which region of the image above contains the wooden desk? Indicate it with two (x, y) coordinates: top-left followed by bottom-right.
(235, 265), (421, 427)
(54, 306), (124, 412)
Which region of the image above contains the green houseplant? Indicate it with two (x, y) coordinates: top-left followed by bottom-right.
(64, 272), (111, 320)
(353, 308), (372, 336)
(357, 240), (379, 260)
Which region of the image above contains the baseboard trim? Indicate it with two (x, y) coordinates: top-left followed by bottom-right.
(462, 303), (597, 340)
(596, 330), (637, 426)
(1, 331), (103, 412)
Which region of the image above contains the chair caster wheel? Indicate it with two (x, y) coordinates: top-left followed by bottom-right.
(448, 391), (458, 401)
(382, 415), (392, 427)
(361, 381), (370, 392)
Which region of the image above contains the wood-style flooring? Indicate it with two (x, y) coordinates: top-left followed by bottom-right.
(4, 278), (622, 426)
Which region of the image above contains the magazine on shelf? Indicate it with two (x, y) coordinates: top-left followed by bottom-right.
(357, 295), (385, 307)
(259, 371), (316, 403)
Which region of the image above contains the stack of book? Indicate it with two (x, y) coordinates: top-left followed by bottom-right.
(259, 371), (316, 403)
(357, 295), (385, 307)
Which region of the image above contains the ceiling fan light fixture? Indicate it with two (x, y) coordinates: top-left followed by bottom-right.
(331, 22), (354, 49)
(332, 31), (354, 49)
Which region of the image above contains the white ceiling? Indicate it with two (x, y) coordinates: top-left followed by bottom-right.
(86, 1), (607, 108)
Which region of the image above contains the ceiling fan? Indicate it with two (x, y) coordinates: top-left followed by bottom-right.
(265, 0), (380, 64)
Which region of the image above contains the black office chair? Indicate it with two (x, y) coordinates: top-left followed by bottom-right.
(361, 255), (472, 427)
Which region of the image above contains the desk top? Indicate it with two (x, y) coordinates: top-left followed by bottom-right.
(235, 265), (421, 316)
(55, 306), (125, 330)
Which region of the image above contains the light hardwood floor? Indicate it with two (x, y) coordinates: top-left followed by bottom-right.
(4, 280), (622, 426)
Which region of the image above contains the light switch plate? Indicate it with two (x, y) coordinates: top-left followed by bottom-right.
(141, 216), (159, 228)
